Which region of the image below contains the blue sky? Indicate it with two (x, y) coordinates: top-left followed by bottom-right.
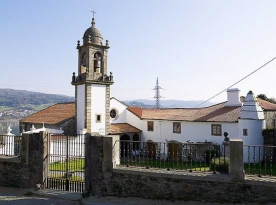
(1, 0), (276, 103)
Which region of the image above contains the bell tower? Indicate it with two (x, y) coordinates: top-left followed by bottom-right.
(72, 17), (114, 135)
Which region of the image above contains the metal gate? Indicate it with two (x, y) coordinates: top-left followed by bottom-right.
(46, 133), (85, 192)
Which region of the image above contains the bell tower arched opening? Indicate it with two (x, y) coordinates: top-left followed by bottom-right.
(80, 53), (86, 74)
(94, 52), (102, 73)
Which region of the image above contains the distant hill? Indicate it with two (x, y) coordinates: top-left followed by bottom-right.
(0, 88), (74, 107)
(123, 99), (217, 108)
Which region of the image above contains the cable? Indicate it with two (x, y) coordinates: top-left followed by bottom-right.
(194, 56), (276, 108)
(168, 56), (276, 120)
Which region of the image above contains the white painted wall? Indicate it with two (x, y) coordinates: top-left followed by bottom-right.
(238, 119), (263, 145)
(238, 119), (264, 163)
(77, 85), (85, 134)
(126, 110), (143, 130)
(141, 120), (238, 144)
(110, 98), (127, 124)
(91, 84), (106, 134)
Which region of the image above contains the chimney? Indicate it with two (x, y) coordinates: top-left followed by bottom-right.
(225, 88), (242, 107)
(240, 90), (264, 120)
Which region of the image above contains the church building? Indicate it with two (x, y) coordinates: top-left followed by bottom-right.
(19, 17), (276, 147)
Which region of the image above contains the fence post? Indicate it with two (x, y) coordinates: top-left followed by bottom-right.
(229, 139), (245, 182)
(84, 134), (120, 196)
(103, 135), (120, 171)
(21, 133), (29, 164)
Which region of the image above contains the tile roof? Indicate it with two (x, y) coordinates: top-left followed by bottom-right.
(127, 107), (142, 118)
(140, 102), (241, 122)
(109, 123), (142, 134)
(240, 96), (276, 111)
(255, 98), (276, 111)
(20, 102), (75, 125)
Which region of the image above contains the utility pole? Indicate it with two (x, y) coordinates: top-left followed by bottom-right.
(153, 78), (163, 109)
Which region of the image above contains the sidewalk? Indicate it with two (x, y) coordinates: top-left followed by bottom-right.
(0, 186), (276, 205)
(0, 186), (80, 205)
(31, 189), (276, 205)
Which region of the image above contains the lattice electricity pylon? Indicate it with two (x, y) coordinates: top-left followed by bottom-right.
(153, 78), (163, 109)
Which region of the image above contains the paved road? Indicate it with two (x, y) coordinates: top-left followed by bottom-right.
(1, 186), (276, 205)
(0, 187), (80, 205)
(82, 196), (276, 205)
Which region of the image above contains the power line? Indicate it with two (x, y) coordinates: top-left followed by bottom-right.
(168, 56), (276, 119)
(194, 56), (276, 108)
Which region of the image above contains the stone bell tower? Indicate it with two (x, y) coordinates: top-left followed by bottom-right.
(71, 17), (114, 135)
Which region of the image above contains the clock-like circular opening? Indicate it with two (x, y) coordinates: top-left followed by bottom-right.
(110, 109), (118, 119)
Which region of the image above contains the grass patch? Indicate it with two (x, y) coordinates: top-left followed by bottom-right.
(210, 157), (229, 173)
(49, 157), (276, 176)
(0, 106), (14, 112)
(120, 158), (210, 171)
(244, 163), (276, 176)
(50, 174), (83, 181)
(32, 104), (53, 111)
(50, 159), (84, 172)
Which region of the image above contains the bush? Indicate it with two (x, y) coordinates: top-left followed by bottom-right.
(205, 149), (219, 165)
(210, 157), (229, 174)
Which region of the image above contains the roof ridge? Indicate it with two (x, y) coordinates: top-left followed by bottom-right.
(110, 97), (128, 107)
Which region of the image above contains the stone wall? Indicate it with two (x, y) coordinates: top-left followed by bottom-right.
(85, 135), (276, 204)
(0, 158), (29, 188)
(0, 131), (48, 189)
(264, 111), (276, 128)
(105, 170), (276, 204)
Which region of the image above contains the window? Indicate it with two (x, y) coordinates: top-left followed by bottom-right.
(96, 114), (101, 123)
(211, 124), (221, 136)
(110, 109), (118, 119)
(147, 121), (154, 131)
(173, 122), (181, 134)
(243, 129), (248, 136)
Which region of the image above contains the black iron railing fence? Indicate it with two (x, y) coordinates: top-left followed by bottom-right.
(114, 140), (228, 174)
(244, 145), (276, 177)
(0, 135), (21, 157)
(47, 133), (85, 192)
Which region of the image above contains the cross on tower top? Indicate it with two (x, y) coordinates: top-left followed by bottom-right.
(91, 10), (96, 18)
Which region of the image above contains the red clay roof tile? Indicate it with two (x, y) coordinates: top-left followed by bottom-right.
(20, 102), (75, 125)
(109, 123), (141, 134)
(127, 107), (142, 118)
(140, 102), (241, 122)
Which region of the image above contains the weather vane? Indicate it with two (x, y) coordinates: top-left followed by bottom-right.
(91, 10), (96, 18)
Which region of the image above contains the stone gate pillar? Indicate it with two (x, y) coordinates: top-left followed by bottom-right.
(229, 139), (245, 182)
(84, 134), (120, 196)
(21, 131), (49, 188)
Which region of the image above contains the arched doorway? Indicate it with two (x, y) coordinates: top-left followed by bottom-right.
(120, 135), (130, 158)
